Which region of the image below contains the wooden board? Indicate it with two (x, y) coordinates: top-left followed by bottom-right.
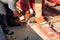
(35, 0), (42, 19)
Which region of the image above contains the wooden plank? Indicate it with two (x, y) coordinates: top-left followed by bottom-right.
(28, 23), (51, 40)
(35, 0), (42, 19)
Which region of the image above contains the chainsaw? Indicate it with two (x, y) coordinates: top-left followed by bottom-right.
(16, 0), (35, 23)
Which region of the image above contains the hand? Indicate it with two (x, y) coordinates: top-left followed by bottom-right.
(19, 15), (26, 22)
(29, 8), (34, 14)
(19, 15), (25, 20)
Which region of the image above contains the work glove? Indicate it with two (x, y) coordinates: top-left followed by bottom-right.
(29, 8), (34, 14)
(19, 15), (25, 20)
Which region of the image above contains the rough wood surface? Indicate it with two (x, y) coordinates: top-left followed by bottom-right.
(35, 0), (42, 19)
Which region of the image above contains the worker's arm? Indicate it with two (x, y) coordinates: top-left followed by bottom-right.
(28, 0), (34, 14)
(45, 0), (56, 7)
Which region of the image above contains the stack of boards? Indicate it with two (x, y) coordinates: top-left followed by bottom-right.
(47, 15), (60, 32)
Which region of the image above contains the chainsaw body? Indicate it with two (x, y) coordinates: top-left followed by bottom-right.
(16, 0), (35, 22)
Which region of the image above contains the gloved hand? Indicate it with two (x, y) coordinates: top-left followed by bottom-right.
(29, 8), (34, 14)
(19, 15), (25, 20)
